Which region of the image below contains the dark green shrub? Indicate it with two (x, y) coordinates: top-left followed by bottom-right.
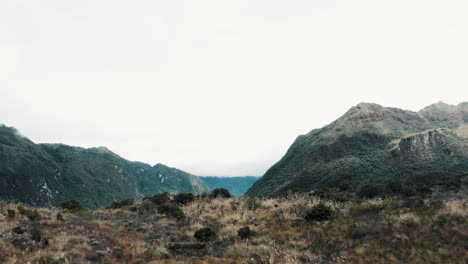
(31, 227), (42, 242)
(59, 200), (85, 212)
(173, 193), (195, 205)
(107, 199), (135, 209)
(349, 203), (383, 217)
(194, 227), (216, 242)
(304, 204), (332, 222)
(357, 184), (380, 199)
(415, 184), (432, 196)
(311, 189), (329, 199)
(386, 181), (403, 194)
(144, 193), (170, 205)
(237, 226), (253, 239)
(211, 188), (232, 198)
(157, 204), (185, 220)
(7, 209), (15, 219)
(17, 206), (40, 221)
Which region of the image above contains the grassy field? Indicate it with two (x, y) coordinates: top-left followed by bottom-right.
(0, 188), (467, 264)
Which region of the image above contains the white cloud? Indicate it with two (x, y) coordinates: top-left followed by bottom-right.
(0, 0), (467, 175)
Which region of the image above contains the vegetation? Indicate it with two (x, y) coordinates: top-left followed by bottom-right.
(59, 200), (85, 212)
(211, 188), (232, 198)
(237, 226), (253, 239)
(107, 199), (135, 209)
(247, 102), (468, 197)
(194, 227), (217, 242)
(0, 124), (209, 209)
(304, 203), (333, 222)
(200, 176), (259, 196)
(1, 186), (466, 263)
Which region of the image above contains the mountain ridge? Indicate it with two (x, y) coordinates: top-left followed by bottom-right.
(246, 101), (468, 196)
(0, 124), (209, 208)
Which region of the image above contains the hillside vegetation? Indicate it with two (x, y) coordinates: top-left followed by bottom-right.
(0, 125), (209, 209)
(247, 102), (468, 196)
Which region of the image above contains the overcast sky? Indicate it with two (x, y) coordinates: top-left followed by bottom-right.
(1, 1), (467, 176)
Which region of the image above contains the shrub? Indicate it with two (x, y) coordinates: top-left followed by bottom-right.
(173, 193), (195, 205)
(7, 209), (15, 219)
(237, 226), (253, 239)
(349, 203), (383, 217)
(144, 193), (170, 206)
(157, 204), (185, 220)
(304, 204), (332, 222)
(357, 184), (380, 199)
(107, 199), (135, 209)
(17, 206), (40, 221)
(211, 188), (232, 198)
(59, 200), (85, 212)
(194, 227), (216, 242)
(31, 227), (42, 242)
(386, 181), (403, 194)
(245, 197), (261, 211)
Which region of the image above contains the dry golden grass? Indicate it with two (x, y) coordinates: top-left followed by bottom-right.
(0, 191), (467, 264)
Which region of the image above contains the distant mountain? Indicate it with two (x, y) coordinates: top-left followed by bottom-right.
(200, 176), (259, 196)
(247, 102), (468, 196)
(0, 124), (209, 208)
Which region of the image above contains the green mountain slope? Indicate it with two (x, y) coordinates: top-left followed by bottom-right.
(200, 176), (259, 196)
(247, 102), (468, 196)
(0, 124), (209, 208)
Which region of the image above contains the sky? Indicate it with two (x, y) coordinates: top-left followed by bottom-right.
(1, 0), (467, 176)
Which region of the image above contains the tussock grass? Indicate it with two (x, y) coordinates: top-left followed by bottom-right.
(0, 191), (467, 263)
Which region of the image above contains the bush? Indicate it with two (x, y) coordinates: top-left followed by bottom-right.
(107, 199), (135, 209)
(144, 193), (170, 206)
(245, 197), (261, 211)
(357, 184), (380, 199)
(173, 193), (195, 205)
(305, 204), (332, 222)
(59, 200), (85, 212)
(386, 181), (403, 194)
(211, 188), (232, 198)
(7, 209), (15, 219)
(157, 204), (185, 220)
(237, 226), (253, 239)
(194, 227), (216, 242)
(349, 203), (383, 217)
(17, 206), (40, 221)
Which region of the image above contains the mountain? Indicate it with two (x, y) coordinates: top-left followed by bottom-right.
(0, 124), (209, 208)
(247, 102), (468, 196)
(200, 176), (259, 196)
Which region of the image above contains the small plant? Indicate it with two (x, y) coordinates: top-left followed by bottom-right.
(305, 204), (332, 222)
(173, 193), (195, 205)
(7, 209), (15, 219)
(237, 226), (253, 239)
(386, 181), (403, 194)
(144, 193), (170, 205)
(194, 227), (216, 242)
(17, 206), (40, 221)
(245, 197), (261, 211)
(107, 199), (135, 209)
(211, 188), (232, 198)
(157, 204), (185, 220)
(357, 184), (380, 199)
(59, 200), (85, 212)
(349, 203), (383, 217)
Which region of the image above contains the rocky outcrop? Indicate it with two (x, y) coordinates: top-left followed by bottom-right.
(392, 130), (446, 158)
